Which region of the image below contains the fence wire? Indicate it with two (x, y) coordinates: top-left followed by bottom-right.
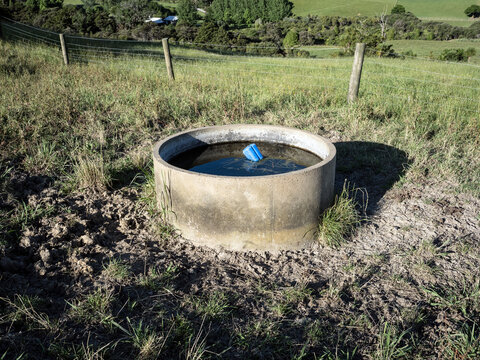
(1, 17), (479, 120)
(391, 52), (480, 69)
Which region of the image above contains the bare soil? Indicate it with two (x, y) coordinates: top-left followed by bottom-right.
(0, 161), (479, 359)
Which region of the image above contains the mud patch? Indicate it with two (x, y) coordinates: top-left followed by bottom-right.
(0, 171), (479, 358)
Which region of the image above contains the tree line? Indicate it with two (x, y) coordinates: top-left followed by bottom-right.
(1, 0), (480, 61)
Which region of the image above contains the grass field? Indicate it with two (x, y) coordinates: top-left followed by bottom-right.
(291, 0), (480, 27)
(1, 37), (480, 359)
(389, 39), (480, 57)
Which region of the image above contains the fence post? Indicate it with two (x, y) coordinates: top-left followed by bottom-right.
(162, 38), (175, 80)
(59, 33), (69, 65)
(348, 43), (366, 103)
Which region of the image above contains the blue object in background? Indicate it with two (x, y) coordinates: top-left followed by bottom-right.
(243, 144), (263, 162)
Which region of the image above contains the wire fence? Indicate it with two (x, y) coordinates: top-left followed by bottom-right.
(1, 17), (479, 118)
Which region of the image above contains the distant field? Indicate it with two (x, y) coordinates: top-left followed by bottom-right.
(291, 0), (480, 27)
(389, 39), (480, 62)
(389, 39), (480, 55)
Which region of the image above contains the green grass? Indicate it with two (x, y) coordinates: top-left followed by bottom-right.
(3, 34), (480, 360)
(375, 322), (412, 359)
(137, 264), (178, 291)
(389, 39), (480, 59)
(68, 289), (114, 326)
(316, 183), (364, 247)
(103, 258), (131, 281)
(190, 291), (233, 319)
(291, 0), (480, 27)
(1, 39), (479, 198)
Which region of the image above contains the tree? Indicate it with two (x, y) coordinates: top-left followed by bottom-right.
(209, 0), (292, 26)
(26, 0), (63, 10)
(194, 21), (218, 44)
(177, 0), (198, 26)
(282, 29), (298, 49)
(391, 4), (405, 14)
(112, 0), (163, 29)
(81, 0), (97, 10)
(378, 6), (388, 39)
(465, 5), (480, 18)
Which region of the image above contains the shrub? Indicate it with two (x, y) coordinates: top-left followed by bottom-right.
(209, 0), (293, 26)
(33, 6), (78, 33)
(401, 49), (416, 57)
(438, 48), (470, 62)
(465, 47), (477, 57)
(175, 24), (197, 42)
(282, 29), (298, 49)
(291, 49), (310, 57)
(391, 4), (406, 14)
(298, 30), (314, 45)
(374, 43), (396, 57)
(132, 22), (171, 41)
(386, 28), (395, 40)
(465, 5), (480, 18)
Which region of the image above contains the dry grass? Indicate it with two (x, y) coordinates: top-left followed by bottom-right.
(1, 38), (480, 359)
(317, 182), (366, 247)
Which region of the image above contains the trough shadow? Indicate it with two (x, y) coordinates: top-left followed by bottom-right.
(334, 141), (411, 215)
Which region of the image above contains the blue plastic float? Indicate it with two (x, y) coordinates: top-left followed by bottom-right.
(243, 144), (263, 162)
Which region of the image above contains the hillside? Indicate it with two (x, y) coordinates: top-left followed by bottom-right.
(1, 36), (480, 359)
(291, 0), (480, 26)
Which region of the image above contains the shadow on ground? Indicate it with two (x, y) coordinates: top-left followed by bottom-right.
(334, 141), (411, 215)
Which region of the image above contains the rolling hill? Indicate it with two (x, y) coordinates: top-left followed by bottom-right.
(291, 0), (480, 27)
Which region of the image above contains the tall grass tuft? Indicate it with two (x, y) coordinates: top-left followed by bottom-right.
(71, 155), (112, 192)
(316, 182), (366, 248)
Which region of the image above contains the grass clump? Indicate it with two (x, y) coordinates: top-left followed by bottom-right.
(423, 279), (480, 318)
(68, 289), (114, 326)
(1, 295), (57, 332)
(126, 319), (167, 360)
(191, 291), (232, 319)
(266, 283), (313, 317)
(375, 322), (412, 359)
(442, 323), (480, 359)
(317, 182), (365, 248)
(48, 338), (110, 360)
(23, 140), (60, 175)
(137, 264), (178, 291)
(103, 258), (130, 281)
(70, 155), (112, 192)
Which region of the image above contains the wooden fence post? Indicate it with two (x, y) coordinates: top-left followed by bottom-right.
(162, 38), (175, 80)
(59, 33), (69, 65)
(348, 43), (366, 103)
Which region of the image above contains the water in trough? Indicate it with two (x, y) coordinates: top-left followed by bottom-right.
(169, 141), (322, 176)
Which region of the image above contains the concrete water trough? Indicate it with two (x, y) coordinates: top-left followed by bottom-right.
(153, 124), (336, 251)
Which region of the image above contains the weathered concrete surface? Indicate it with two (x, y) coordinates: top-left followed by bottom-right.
(153, 125), (336, 251)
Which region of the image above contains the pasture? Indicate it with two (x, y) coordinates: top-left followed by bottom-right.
(291, 0), (480, 27)
(0, 36), (479, 359)
(389, 39), (480, 58)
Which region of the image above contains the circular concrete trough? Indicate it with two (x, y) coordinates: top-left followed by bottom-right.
(153, 124), (336, 251)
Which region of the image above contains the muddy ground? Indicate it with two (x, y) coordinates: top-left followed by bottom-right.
(0, 148), (479, 359)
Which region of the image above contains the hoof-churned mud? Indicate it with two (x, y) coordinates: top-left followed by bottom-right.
(1, 164), (479, 359)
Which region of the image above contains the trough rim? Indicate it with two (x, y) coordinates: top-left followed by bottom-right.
(153, 124), (336, 180)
